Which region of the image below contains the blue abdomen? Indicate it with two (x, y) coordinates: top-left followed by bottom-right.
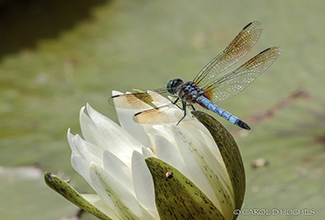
(196, 96), (250, 129)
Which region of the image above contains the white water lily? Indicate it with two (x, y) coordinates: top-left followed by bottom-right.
(46, 91), (245, 220)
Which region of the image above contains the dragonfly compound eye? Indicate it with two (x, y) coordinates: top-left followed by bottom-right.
(167, 78), (183, 94)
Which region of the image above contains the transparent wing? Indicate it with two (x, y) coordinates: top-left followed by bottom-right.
(194, 20), (264, 88)
(109, 90), (195, 124)
(133, 104), (194, 124)
(203, 47), (282, 103)
(109, 91), (170, 109)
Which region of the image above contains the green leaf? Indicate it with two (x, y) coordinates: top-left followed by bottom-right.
(44, 171), (112, 220)
(145, 157), (225, 220)
(192, 111), (245, 212)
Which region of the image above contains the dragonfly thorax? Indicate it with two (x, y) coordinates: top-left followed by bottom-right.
(178, 81), (204, 102)
(167, 78), (184, 94)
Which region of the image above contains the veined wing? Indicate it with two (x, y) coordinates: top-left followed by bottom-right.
(109, 91), (170, 109)
(133, 105), (192, 124)
(203, 47), (282, 103)
(194, 20), (264, 88)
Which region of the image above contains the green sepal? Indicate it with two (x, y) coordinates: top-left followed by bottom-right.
(192, 111), (245, 212)
(44, 171), (112, 220)
(145, 157), (225, 220)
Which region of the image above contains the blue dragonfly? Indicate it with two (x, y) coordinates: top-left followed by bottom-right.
(109, 20), (282, 130)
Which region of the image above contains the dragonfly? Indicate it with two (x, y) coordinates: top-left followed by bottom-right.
(109, 20), (282, 130)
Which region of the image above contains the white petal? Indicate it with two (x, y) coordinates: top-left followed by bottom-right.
(73, 134), (103, 167)
(116, 107), (152, 148)
(141, 147), (155, 158)
(67, 129), (77, 152)
(132, 151), (158, 219)
(181, 120), (227, 169)
(79, 105), (100, 145)
(68, 129), (104, 165)
(112, 91), (152, 148)
(178, 119), (234, 200)
(169, 126), (219, 204)
(71, 152), (92, 186)
(171, 125), (235, 218)
(89, 163), (155, 220)
(193, 133), (234, 201)
(152, 125), (175, 144)
(82, 104), (144, 163)
(179, 119), (235, 209)
(179, 117), (213, 144)
(155, 134), (190, 178)
(103, 150), (134, 195)
(112, 90), (123, 96)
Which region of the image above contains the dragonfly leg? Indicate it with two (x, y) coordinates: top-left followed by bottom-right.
(189, 104), (196, 111)
(173, 98), (185, 110)
(172, 97), (179, 104)
(176, 100), (187, 125)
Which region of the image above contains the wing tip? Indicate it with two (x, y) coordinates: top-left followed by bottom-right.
(243, 20), (264, 31)
(261, 46), (282, 53)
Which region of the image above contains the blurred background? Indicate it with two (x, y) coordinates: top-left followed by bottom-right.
(0, 0), (324, 219)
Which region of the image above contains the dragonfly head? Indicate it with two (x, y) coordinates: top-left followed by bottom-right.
(167, 78), (183, 94)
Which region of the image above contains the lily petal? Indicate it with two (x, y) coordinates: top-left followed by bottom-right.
(131, 151), (158, 219)
(112, 91), (152, 147)
(90, 163), (155, 220)
(102, 150), (134, 195)
(81, 104), (144, 166)
(171, 125), (235, 219)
